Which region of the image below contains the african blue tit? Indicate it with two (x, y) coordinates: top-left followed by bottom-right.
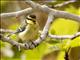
(18, 15), (40, 42)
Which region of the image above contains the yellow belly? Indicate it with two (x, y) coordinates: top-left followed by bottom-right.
(18, 23), (39, 42)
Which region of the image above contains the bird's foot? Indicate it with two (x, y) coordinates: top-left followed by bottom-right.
(24, 41), (39, 49)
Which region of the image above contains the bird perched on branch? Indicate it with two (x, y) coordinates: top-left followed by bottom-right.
(8, 14), (40, 44)
(18, 14), (40, 42)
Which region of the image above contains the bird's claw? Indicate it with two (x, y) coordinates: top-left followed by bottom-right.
(24, 41), (39, 49)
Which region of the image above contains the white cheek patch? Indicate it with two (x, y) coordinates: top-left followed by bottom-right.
(27, 20), (34, 24)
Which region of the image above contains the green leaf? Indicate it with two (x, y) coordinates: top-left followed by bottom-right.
(70, 36), (80, 47)
(49, 18), (79, 35)
(57, 51), (65, 60)
(65, 5), (80, 15)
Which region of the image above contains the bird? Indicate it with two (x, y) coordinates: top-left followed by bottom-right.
(18, 14), (40, 43)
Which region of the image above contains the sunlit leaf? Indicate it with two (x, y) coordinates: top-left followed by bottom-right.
(50, 18), (79, 35)
(70, 36), (80, 47)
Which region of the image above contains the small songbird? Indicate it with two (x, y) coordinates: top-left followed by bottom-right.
(18, 14), (40, 42)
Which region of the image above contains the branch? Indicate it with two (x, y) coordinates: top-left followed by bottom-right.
(48, 32), (80, 39)
(0, 34), (35, 50)
(54, 1), (76, 8)
(43, 0), (76, 8)
(0, 29), (14, 33)
(0, 8), (33, 19)
(0, 1), (80, 22)
(33, 12), (54, 45)
(26, 1), (80, 22)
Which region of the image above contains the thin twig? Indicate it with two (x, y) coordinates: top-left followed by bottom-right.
(54, 1), (76, 8)
(0, 8), (33, 19)
(44, 1), (76, 8)
(0, 34), (30, 50)
(0, 29), (14, 33)
(48, 32), (80, 39)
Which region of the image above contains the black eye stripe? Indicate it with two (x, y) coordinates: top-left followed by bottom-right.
(26, 15), (36, 20)
(29, 15), (36, 19)
(26, 17), (35, 22)
(26, 17), (36, 24)
(26, 15), (36, 24)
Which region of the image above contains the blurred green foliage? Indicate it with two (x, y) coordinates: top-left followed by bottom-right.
(0, 0), (9, 13)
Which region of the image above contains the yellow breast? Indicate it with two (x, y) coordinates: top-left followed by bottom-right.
(18, 22), (39, 42)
